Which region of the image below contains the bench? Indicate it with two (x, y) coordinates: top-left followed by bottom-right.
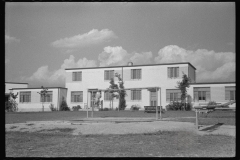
(144, 106), (164, 113)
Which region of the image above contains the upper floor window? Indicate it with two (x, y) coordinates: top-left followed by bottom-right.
(194, 87), (210, 102)
(20, 91), (31, 103)
(72, 72), (82, 81)
(71, 91), (83, 102)
(104, 70), (114, 80)
(225, 86), (235, 101)
(40, 91), (52, 102)
(166, 89), (181, 102)
(168, 67), (179, 78)
(131, 69), (141, 79)
(131, 89), (141, 100)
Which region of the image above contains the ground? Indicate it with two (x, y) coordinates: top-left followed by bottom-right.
(5, 110), (236, 157)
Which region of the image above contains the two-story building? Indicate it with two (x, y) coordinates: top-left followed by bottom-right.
(65, 62), (235, 110)
(65, 62), (196, 110)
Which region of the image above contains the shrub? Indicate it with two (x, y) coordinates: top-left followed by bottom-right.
(59, 97), (70, 111)
(103, 108), (109, 111)
(208, 101), (217, 105)
(5, 99), (18, 112)
(165, 101), (192, 111)
(72, 105), (81, 111)
(49, 104), (57, 111)
(130, 104), (141, 111)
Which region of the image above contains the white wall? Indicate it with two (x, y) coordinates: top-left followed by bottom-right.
(11, 88), (67, 112)
(65, 64), (192, 110)
(188, 83), (236, 107)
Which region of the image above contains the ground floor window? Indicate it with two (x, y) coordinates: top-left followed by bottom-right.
(104, 92), (112, 101)
(166, 89), (181, 102)
(71, 91), (83, 102)
(40, 91), (52, 102)
(194, 87), (210, 102)
(225, 86), (235, 100)
(131, 90), (141, 100)
(20, 91), (31, 103)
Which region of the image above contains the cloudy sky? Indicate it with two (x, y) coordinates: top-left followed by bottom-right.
(5, 2), (235, 87)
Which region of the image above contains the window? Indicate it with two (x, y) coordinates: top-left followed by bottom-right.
(72, 72), (82, 81)
(131, 90), (141, 100)
(167, 67), (179, 78)
(166, 89), (181, 102)
(40, 91), (52, 102)
(194, 87), (210, 102)
(20, 91), (31, 103)
(131, 69), (141, 79)
(71, 91), (83, 102)
(104, 70), (114, 80)
(225, 86), (235, 100)
(104, 92), (112, 101)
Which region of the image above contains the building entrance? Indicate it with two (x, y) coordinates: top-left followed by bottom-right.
(150, 91), (157, 106)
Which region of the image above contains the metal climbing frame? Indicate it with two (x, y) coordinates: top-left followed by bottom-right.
(86, 87), (162, 120)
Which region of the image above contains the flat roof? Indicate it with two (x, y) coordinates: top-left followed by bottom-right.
(190, 82), (235, 85)
(65, 62), (196, 71)
(91, 87), (161, 91)
(5, 82), (28, 84)
(10, 87), (67, 90)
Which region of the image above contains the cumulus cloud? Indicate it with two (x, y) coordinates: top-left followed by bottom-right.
(26, 55), (97, 87)
(5, 35), (20, 44)
(52, 29), (117, 48)
(98, 46), (153, 66)
(154, 45), (235, 82)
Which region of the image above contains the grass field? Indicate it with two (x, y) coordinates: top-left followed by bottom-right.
(5, 110), (236, 157)
(6, 130), (235, 157)
(5, 110), (235, 125)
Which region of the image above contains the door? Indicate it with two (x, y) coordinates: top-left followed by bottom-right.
(90, 91), (97, 108)
(150, 91), (157, 106)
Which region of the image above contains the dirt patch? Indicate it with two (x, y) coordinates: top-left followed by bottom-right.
(5, 118), (235, 137)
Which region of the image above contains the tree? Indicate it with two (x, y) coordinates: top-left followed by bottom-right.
(59, 97), (70, 111)
(115, 73), (127, 110)
(176, 72), (191, 110)
(108, 78), (119, 110)
(37, 86), (48, 112)
(5, 92), (18, 112)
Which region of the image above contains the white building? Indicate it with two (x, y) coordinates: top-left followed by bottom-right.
(65, 62), (235, 110)
(9, 87), (67, 112)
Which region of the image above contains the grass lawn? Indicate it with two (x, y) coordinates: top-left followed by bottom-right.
(5, 110), (235, 125)
(6, 130), (235, 157)
(5, 110), (236, 157)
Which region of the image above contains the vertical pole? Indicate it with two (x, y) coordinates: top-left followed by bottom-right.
(87, 90), (89, 118)
(118, 90), (120, 112)
(156, 87), (158, 120)
(159, 88), (161, 120)
(195, 109), (198, 130)
(91, 91), (93, 118)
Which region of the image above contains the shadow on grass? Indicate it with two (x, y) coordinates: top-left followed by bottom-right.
(200, 123), (224, 132)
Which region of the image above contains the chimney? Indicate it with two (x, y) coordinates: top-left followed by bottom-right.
(127, 62), (133, 66)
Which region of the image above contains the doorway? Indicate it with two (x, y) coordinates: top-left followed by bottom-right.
(90, 91), (97, 108)
(150, 91), (157, 106)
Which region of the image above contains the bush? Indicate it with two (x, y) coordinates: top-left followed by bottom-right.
(103, 108), (109, 111)
(5, 100), (18, 112)
(59, 97), (70, 111)
(72, 105), (81, 111)
(165, 101), (192, 111)
(49, 104), (57, 111)
(208, 101), (217, 105)
(130, 104), (141, 111)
